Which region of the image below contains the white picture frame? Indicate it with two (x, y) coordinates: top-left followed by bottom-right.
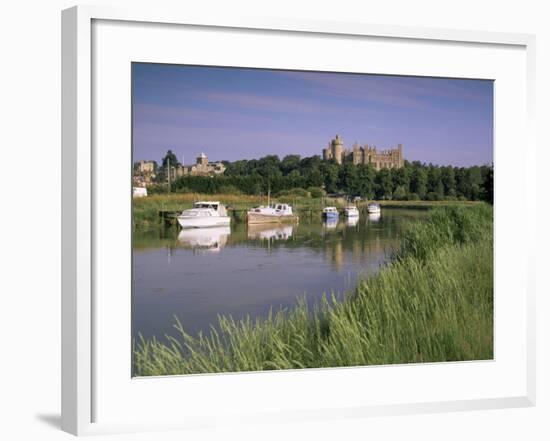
(62, 5), (536, 436)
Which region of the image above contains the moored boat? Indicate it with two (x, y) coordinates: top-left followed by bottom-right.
(177, 201), (231, 229)
(367, 203), (381, 214)
(247, 203), (299, 224)
(322, 206), (339, 219)
(344, 205), (359, 217)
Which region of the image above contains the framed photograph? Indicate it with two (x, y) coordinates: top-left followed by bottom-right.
(62, 5), (536, 436)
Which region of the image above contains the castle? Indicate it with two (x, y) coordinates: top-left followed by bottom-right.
(322, 135), (404, 170)
(169, 152), (226, 180)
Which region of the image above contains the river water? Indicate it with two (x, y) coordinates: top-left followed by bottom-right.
(132, 208), (428, 343)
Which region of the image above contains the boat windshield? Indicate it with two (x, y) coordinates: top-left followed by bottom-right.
(194, 203), (218, 210)
(183, 210), (212, 217)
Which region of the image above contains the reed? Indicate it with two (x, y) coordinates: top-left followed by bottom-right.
(133, 204), (493, 376)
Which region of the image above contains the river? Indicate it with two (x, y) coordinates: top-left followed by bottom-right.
(132, 208), (428, 344)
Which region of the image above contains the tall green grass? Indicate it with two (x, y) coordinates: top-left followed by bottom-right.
(133, 204), (493, 376)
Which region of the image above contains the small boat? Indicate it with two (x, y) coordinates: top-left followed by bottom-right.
(247, 203), (299, 224)
(344, 205), (359, 217)
(322, 206), (339, 219)
(177, 201), (231, 229)
(367, 203), (381, 214)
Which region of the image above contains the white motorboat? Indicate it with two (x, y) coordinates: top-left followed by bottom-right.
(322, 206), (339, 219)
(344, 205), (359, 217)
(247, 203), (299, 224)
(367, 203), (381, 214)
(177, 201), (231, 229)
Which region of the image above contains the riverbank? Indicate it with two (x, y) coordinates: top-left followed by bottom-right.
(133, 204), (493, 375)
(132, 192), (483, 228)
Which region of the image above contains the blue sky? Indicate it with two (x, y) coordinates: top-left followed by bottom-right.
(132, 63), (493, 167)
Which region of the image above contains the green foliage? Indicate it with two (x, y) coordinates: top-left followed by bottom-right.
(276, 188), (310, 198)
(218, 185), (242, 195)
(392, 185), (408, 201)
(308, 187), (325, 198)
(152, 150), (493, 202)
(134, 205), (493, 375)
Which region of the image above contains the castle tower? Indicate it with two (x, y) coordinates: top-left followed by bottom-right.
(331, 134), (344, 164)
(196, 152), (208, 166)
(352, 142), (362, 165)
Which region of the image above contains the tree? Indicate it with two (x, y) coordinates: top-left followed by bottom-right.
(338, 163), (359, 195)
(393, 167), (411, 193)
(356, 165), (376, 199)
(321, 162), (340, 194)
(441, 166), (456, 196)
(481, 164), (494, 204)
(161, 150), (179, 169)
(281, 155), (301, 175)
(393, 185), (408, 200)
(410, 167), (428, 199)
(427, 166), (443, 198)
(375, 168), (393, 199)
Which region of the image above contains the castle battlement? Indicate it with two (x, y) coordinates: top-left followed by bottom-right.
(322, 135), (404, 170)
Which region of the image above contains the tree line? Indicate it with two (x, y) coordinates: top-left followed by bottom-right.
(154, 152), (493, 203)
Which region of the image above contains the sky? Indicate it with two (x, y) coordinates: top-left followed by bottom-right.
(132, 63), (493, 167)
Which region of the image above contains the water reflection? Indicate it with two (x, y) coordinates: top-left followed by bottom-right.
(133, 209), (429, 343)
(323, 218), (339, 230)
(177, 226), (231, 251)
(345, 216), (359, 227)
(247, 224), (294, 241)
(367, 212), (381, 223)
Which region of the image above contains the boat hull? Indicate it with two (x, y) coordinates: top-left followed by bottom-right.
(323, 212), (339, 219)
(247, 212), (299, 224)
(177, 216), (231, 229)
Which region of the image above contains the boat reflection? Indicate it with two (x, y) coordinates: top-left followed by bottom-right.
(323, 218), (339, 230)
(345, 216), (359, 227)
(367, 212), (381, 223)
(177, 226), (231, 252)
(247, 224), (294, 241)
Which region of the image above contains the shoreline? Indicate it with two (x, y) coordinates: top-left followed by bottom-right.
(132, 192), (483, 229)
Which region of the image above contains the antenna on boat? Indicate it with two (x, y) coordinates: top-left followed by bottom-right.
(267, 181), (271, 207)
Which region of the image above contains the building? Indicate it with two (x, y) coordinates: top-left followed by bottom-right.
(173, 152), (226, 178)
(322, 134), (404, 170)
(132, 160), (158, 186)
(134, 160), (158, 174)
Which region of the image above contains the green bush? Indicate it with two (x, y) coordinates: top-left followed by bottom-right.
(393, 185), (408, 201)
(308, 187), (325, 198)
(218, 185), (243, 195)
(276, 188), (310, 198)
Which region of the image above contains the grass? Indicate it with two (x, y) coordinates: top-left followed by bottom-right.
(133, 203), (493, 376)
